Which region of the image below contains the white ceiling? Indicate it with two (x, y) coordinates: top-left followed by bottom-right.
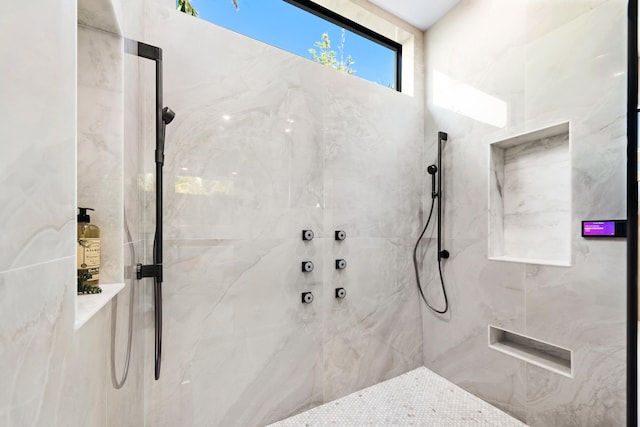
(368, 0), (461, 31)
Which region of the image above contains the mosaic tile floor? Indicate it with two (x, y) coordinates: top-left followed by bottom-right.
(268, 367), (528, 427)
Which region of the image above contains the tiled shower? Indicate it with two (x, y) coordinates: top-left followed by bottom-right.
(0, 0), (628, 426)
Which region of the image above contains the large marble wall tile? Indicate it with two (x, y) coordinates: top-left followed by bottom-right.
(525, 347), (625, 426)
(524, 240), (626, 425)
(424, 0), (526, 140)
(144, 9), (325, 241)
(0, 258), (71, 425)
(0, 132), (76, 272)
(572, 128), (626, 220)
(384, 96), (424, 240)
(524, 0), (611, 41)
(0, 0), (76, 272)
(524, 1), (625, 131)
(145, 238), (324, 427)
(323, 77), (422, 239)
(188, 324), (323, 427)
(524, 240), (625, 352)
(0, 257), (109, 427)
(322, 237), (422, 402)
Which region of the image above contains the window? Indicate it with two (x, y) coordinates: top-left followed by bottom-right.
(177, 0), (402, 91)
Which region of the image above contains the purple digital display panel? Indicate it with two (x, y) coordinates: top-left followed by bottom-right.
(582, 221), (615, 236)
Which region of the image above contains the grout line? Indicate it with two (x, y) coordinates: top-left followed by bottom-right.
(0, 256), (74, 276)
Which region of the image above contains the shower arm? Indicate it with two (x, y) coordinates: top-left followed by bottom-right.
(126, 39), (165, 381)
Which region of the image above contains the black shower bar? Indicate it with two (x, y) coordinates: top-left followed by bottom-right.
(437, 131), (449, 261)
(126, 39), (166, 381)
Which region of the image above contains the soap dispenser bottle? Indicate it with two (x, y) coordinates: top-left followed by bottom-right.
(77, 207), (101, 294)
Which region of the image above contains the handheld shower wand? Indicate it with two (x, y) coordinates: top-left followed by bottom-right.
(427, 164), (437, 199)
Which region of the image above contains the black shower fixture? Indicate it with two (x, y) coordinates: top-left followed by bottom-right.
(436, 132), (449, 261)
(413, 131), (450, 315)
(162, 106), (175, 124)
(427, 164), (437, 199)
(127, 39), (175, 381)
(302, 261), (314, 272)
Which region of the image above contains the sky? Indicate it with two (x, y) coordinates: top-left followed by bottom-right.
(186, 0), (397, 88)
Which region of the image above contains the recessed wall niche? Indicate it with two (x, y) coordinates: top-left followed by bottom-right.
(488, 122), (571, 266)
(76, 0), (125, 328)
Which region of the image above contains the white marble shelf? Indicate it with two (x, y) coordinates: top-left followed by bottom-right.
(75, 282), (125, 330)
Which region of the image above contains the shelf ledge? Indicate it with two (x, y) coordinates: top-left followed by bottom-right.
(488, 255), (571, 267)
(488, 325), (573, 378)
(75, 282), (125, 330)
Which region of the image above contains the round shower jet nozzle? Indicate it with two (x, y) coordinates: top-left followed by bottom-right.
(427, 164), (438, 175)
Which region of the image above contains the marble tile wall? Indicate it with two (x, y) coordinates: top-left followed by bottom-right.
(2, 1), (626, 426)
(422, 0), (627, 425)
(140, 1), (424, 425)
(1, 0), (149, 424)
(0, 0), (109, 426)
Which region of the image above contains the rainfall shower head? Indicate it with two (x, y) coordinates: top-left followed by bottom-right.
(162, 107), (175, 125)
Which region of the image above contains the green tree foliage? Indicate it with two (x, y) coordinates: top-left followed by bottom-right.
(177, 0), (238, 17)
(178, 0), (198, 16)
(309, 30), (356, 74)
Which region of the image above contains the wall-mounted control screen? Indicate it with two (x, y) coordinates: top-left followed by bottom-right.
(581, 220), (627, 238)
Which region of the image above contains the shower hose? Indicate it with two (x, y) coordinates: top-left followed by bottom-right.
(412, 195), (449, 314)
(110, 215), (136, 389)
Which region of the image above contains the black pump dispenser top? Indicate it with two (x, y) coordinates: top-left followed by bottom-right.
(78, 207), (94, 223)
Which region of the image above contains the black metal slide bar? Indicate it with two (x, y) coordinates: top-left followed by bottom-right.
(125, 39), (165, 381)
(437, 132), (449, 261)
(627, 1), (638, 425)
